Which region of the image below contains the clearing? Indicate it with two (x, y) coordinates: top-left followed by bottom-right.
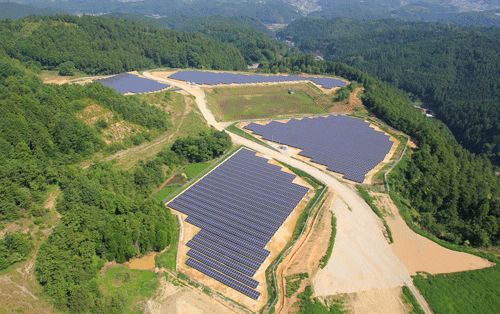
(206, 83), (338, 121)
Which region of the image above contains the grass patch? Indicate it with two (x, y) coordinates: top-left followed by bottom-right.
(99, 265), (159, 314)
(226, 123), (276, 151)
(413, 266), (500, 314)
(356, 185), (393, 243)
(402, 286), (425, 314)
(285, 273), (308, 298)
(319, 214), (337, 268)
(206, 83), (332, 121)
(153, 184), (182, 203)
(296, 286), (346, 314)
(184, 161), (211, 179)
(155, 217), (180, 270)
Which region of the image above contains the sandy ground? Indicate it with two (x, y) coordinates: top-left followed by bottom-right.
(346, 287), (408, 314)
(145, 277), (239, 314)
(373, 192), (494, 275)
(125, 252), (157, 271)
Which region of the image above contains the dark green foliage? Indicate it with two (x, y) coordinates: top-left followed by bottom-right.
(0, 232), (33, 270)
(0, 15), (246, 75)
(157, 16), (286, 65)
(262, 56), (499, 247)
(402, 286), (425, 314)
(413, 265), (500, 314)
(281, 18), (500, 164)
(171, 130), (232, 163)
(57, 61), (76, 76)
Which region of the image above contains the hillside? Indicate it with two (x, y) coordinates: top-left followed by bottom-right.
(0, 15), (246, 74)
(281, 18), (500, 164)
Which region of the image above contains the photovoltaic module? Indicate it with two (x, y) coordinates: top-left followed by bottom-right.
(245, 116), (392, 183)
(168, 148), (309, 299)
(96, 73), (168, 94)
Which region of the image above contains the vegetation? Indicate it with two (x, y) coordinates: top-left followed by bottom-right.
(402, 286), (425, 314)
(413, 265), (500, 314)
(184, 161), (211, 179)
(281, 18), (500, 164)
(296, 286), (346, 314)
(98, 265), (159, 314)
(262, 56), (499, 247)
(0, 232), (33, 270)
(285, 273), (308, 298)
(157, 16), (286, 65)
(206, 83), (332, 121)
(171, 130), (231, 163)
(356, 186), (393, 243)
(0, 15), (246, 75)
(319, 214), (337, 268)
(155, 219), (180, 271)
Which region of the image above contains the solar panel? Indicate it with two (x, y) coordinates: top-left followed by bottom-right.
(245, 116), (392, 183)
(167, 148), (309, 299)
(96, 73), (168, 94)
(169, 71), (346, 89)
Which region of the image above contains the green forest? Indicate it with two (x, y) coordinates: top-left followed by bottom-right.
(261, 55), (499, 247)
(281, 18), (500, 164)
(0, 15), (247, 74)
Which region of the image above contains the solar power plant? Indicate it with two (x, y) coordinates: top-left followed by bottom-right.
(167, 148), (309, 300)
(96, 73), (168, 94)
(169, 70), (347, 89)
(245, 116), (392, 183)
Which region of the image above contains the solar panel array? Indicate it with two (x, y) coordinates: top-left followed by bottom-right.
(96, 73), (168, 94)
(169, 70), (347, 89)
(168, 148), (309, 300)
(246, 116), (392, 183)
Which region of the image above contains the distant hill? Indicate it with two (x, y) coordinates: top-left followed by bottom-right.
(0, 2), (59, 19)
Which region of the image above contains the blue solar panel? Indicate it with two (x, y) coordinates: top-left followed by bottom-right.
(167, 148), (309, 299)
(169, 71), (346, 89)
(245, 116), (392, 183)
(96, 73), (168, 94)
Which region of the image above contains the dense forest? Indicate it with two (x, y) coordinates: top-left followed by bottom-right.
(281, 18), (500, 164)
(152, 16), (287, 65)
(0, 15), (247, 74)
(261, 55), (499, 247)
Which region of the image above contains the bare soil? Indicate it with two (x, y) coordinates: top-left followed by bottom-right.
(125, 252), (157, 271)
(372, 192), (494, 275)
(346, 287), (407, 314)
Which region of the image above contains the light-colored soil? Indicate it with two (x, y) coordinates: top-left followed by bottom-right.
(313, 194), (408, 296)
(372, 192), (494, 275)
(346, 287), (407, 314)
(329, 87), (365, 114)
(145, 277), (239, 314)
(277, 192), (334, 314)
(125, 252), (157, 271)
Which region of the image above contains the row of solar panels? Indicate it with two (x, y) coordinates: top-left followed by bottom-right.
(246, 115), (392, 183)
(169, 70), (347, 89)
(96, 73), (168, 94)
(168, 148), (309, 300)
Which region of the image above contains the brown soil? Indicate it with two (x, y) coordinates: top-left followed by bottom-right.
(329, 87), (365, 114)
(145, 277), (241, 314)
(372, 192), (494, 275)
(102, 120), (141, 144)
(125, 252), (157, 271)
(277, 192), (334, 314)
(345, 287), (407, 314)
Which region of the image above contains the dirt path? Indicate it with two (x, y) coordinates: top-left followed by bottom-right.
(373, 193), (494, 275)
